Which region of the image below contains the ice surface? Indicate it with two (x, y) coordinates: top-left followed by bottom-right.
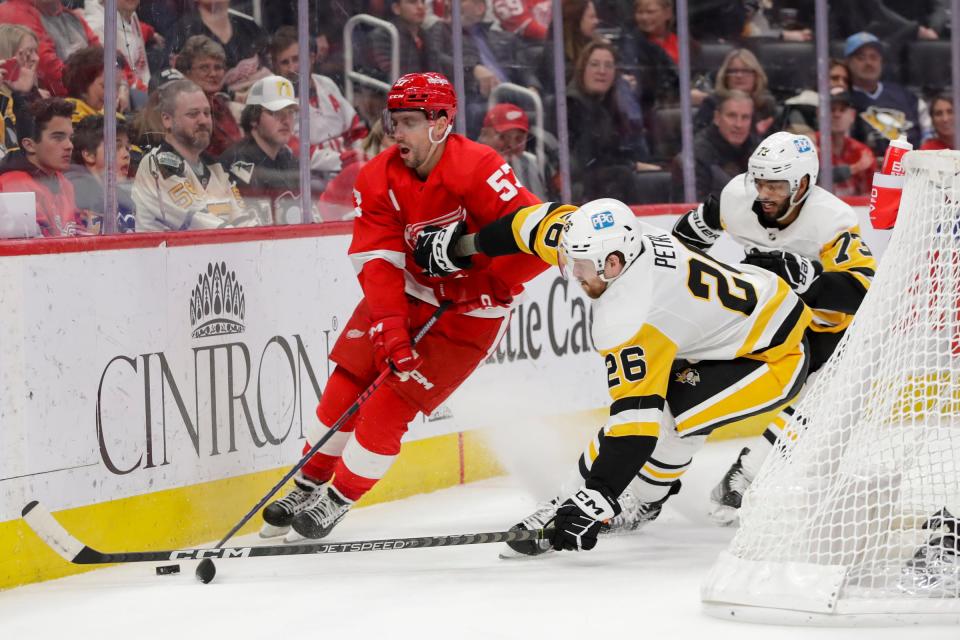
(2, 440), (957, 639)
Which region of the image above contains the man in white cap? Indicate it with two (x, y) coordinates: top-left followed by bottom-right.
(219, 74), (302, 224)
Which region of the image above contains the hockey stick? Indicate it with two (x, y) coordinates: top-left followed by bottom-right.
(209, 301), (451, 552)
(22, 500), (548, 564)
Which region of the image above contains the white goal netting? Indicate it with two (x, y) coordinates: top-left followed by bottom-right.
(702, 150), (960, 625)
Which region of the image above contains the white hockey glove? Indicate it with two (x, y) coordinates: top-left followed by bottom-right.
(744, 248), (823, 297)
(549, 486), (621, 552)
(414, 221), (472, 277)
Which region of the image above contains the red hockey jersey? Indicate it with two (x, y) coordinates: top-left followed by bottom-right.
(349, 134), (546, 322)
(491, 0), (551, 40)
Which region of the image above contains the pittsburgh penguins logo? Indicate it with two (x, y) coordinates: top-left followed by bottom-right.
(674, 368), (701, 386)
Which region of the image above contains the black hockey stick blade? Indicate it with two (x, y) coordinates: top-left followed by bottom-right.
(22, 500), (550, 565)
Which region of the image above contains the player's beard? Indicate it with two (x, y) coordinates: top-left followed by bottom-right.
(577, 278), (608, 299)
(757, 197), (790, 221)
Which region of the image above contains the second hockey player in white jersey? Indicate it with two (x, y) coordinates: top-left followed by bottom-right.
(653, 131), (877, 526)
(413, 196), (812, 554)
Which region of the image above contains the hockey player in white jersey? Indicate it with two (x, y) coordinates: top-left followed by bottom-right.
(413, 197), (812, 554)
(656, 131), (877, 526)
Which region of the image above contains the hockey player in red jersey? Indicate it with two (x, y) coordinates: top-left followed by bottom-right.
(260, 72), (547, 540)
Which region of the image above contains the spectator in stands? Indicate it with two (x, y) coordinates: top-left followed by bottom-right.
(266, 26), (365, 177)
(619, 0), (680, 123)
(676, 89), (757, 202)
(477, 102), (546, 198)
(632, 0), (677, 63)
(814, 87), (876, 197)
(130, 67), (182, 149)
(62, 46), (125, 123)
(368, 0), (432, 77)
(542, 0), (600, 83)
(66, 114), (136, 231)
(845, 32), (923, 155)
(829, 58), (851, 91)
(491, 0), (551, 42)
(566, 41), (657, 203)
(132, 78), (256, 231)
(175, 35), (242, 157)
(693, 49), (775, 137)
(0, 97), (83, 235)
(317, 119), (395, 221)
(83, 0), (164, 96)
(778, 58), (853, 133)
(0, 0), (100, 97)
(0, 25), (43, 159)
(219, 75), (301, 225)
(920, 94), (955, 150)
(427, 0), (542, 134)
(166, 0), (266, 90)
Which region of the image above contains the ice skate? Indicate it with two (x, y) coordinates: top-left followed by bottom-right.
(290, 485), (352, 540)
(708, 447), (752, 527)
(260, 473), (324, 538)
(898, 508), (960, 595)
(603, 480), (681, 535)
(499, 498), (559, 559)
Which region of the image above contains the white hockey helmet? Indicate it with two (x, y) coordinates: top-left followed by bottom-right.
(560, 198), (643, 283)
(748, 131), (819, 207)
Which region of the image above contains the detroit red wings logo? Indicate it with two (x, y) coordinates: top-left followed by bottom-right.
(404, 207), (466, 249)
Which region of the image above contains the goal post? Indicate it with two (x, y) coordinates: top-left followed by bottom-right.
(701, 150), (960, 626)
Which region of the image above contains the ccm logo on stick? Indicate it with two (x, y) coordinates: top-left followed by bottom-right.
(170, 548), (252, 560)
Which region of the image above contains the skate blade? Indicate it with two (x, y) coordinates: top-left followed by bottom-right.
(498, 544), (554, 560)
(283, 529), (308, 544)
(259, 522), (291, 539)
(707, 503), (740, 527)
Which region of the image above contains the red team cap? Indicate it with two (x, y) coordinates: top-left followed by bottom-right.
(387, 72), (458, 122)
(483, 103), (529, 133)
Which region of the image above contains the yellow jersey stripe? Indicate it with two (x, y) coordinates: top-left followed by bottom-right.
(641, 464), (686, 480)
(737, 278), (790, 357)
(607, 422), (660, 438)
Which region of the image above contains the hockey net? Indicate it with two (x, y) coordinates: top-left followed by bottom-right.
(702, 150), (960, 625)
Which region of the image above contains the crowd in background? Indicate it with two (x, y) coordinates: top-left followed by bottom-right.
(0, 0), (954, 237)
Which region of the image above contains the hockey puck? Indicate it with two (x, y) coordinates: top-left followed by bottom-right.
(155, 564), (180, 575)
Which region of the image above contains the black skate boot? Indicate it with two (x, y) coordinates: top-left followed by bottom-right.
(709, 447), (752, 526)
(290, 486), (352, 540)
(500, 498), (559, 559)
(260, 474), (323, 538)
(899, 508), (960, 595)
(603, 480), (681, 534)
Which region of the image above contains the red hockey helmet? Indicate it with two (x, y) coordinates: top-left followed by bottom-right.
(386, 72), (457, 122)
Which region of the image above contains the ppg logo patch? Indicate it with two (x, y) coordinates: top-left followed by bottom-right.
(590, 212), (616, 230)
(793, 138), (812, 153)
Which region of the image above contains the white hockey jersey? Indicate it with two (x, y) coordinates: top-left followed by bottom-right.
(132, 142), (259, 232)
(676, 174), (876, 333)
(509, 202), (812, 436)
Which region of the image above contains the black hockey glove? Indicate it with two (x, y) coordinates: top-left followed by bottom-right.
(744, 248), (823, 298)
(414, 221), (471, 277)
(549, 486), (621, 552)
